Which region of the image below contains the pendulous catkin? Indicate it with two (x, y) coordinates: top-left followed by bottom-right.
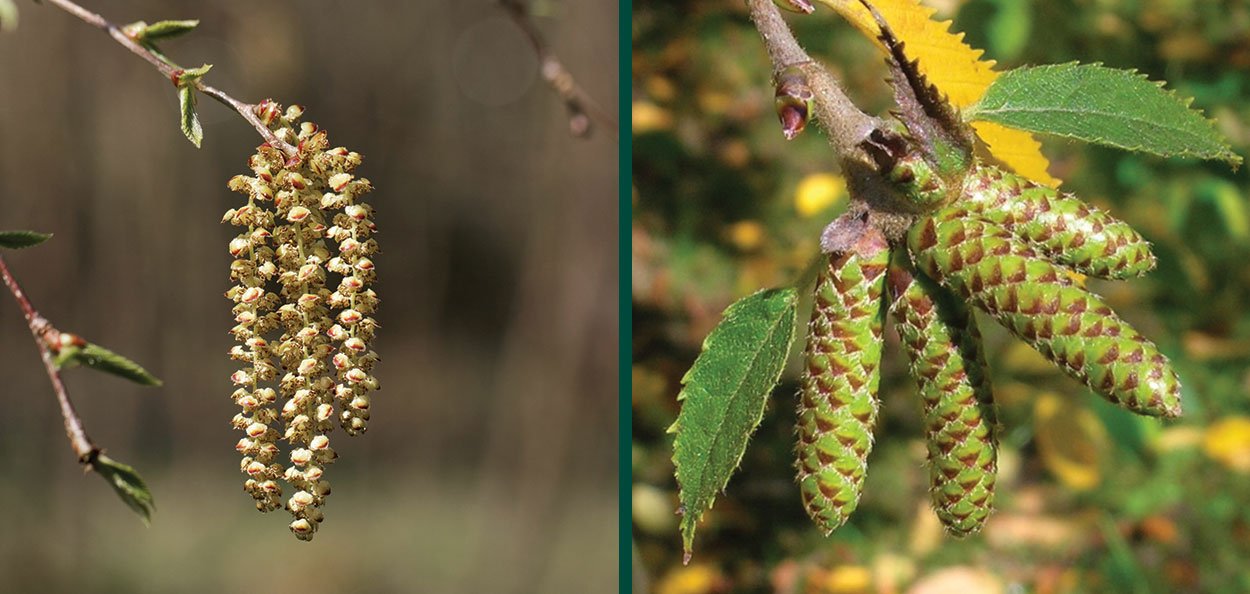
(226, 100), (379, 541)
(796, 229), (889, 534)
(889, 262), (998, 535)
(908, 207), (1180, 418)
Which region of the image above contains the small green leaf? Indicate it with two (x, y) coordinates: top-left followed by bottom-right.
(136, 19), (199, 41)
(178, 85), (203, 148)
(90, 454), (155, 525)
(54, 342), (162, 386)
(175, 63), (213, 87)
(672, 287), (798, 561)
(966, 63), (1242, 167)
(0, 230), (51, 249)
(0, 0), (17, 33)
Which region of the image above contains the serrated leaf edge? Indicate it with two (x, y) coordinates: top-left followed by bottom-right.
(672, 288), (798, 558)
(966, 62), (1242, 166)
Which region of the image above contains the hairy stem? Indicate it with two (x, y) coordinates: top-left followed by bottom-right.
(42, 0), (297, 156)
(500, 0), (617, 139)
(0, 255), (97, 463)
(747, 0), (916, 241)
(746, 0), (878, 158)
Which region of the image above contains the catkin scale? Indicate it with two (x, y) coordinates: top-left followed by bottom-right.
(959, 164), (1155, 279)
(908, 208), (1182, 418)
(796, 231), (889, 534)
(889, 263), (998, 535)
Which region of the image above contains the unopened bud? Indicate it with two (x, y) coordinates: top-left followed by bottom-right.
(775, 65), (813, 140)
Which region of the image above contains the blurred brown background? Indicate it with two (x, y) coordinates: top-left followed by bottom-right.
(0, 1), (617, 592)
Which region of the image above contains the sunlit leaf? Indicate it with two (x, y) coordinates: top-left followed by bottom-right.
(794, 172), (846, 218)
(54, 342), (163, 386)
(135, 19), (199, 42)
(672, 288), (798, 561)
(967, 63), (1242, 166)
(814, 0), (1059, 186)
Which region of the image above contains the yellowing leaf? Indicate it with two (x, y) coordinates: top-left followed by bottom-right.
(815, 0), (1060, 187)
(656, 564), (723, 594)
(817, 565), (873, 594)
(1034, 393), (1107, 491)
(633, 100), (673, 134)
(727, 221), (767, 250)
(1203, 417), (1250, 473)
(795, 172), (846, 217)
(970, 122), (1058, 187)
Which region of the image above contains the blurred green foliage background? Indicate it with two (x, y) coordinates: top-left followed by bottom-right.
(632, 1), (1250, 592)
(0, 1), (616, 592)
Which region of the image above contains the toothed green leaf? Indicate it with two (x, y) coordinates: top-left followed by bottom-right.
(54, 343), (162, 386)
(178, 85), (203, 148)
(90, 454), (155, 525)
(672, 287), (798, 561)
(966, 63), (1241, 166)
(0, 230), (52, 249)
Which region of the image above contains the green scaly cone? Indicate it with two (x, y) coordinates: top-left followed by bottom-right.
(889, 263), (998, 535)
(907, 208), (1182, 417)
(959, 163), (1155, 279)
(796, 227), (890, 534)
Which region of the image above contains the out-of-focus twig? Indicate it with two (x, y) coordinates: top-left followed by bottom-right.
(0, 254), (97, 465)
(500, 0), (617, 139)
(41, 0), (298, 156)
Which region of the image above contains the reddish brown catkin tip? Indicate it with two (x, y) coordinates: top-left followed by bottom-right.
(796, 228), (889, 534)
(958, 163), (1155, 280)
(908, 208), (1182, 418)
(889, 263), (998, 535)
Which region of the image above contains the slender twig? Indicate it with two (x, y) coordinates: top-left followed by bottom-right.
(746, 0), (878, 159)
(500, 0), (618, 139)
(0, 255), (97, 464)
(747, 0), (920, 240)
(41, 0), (298, 156)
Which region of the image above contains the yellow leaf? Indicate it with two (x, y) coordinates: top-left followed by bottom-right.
(819, 565), (873, 594)
(727, 220), (767, 250)
(633, 100), (673, 134)
(657, 564), (723, 594)
(971, 122), (1060, 187)
(1202, 417), (1250, 473)
(795, 172), (847, 217)
(815, 0), (1060, 187)
(1033, 393), (1107, 491)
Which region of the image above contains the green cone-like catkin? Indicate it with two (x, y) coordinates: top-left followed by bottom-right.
(889, 263), (998, 535)
(796, 229), (890, 534)
(908, 208), (1181, 417)
(959, 163), (1155, 279)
